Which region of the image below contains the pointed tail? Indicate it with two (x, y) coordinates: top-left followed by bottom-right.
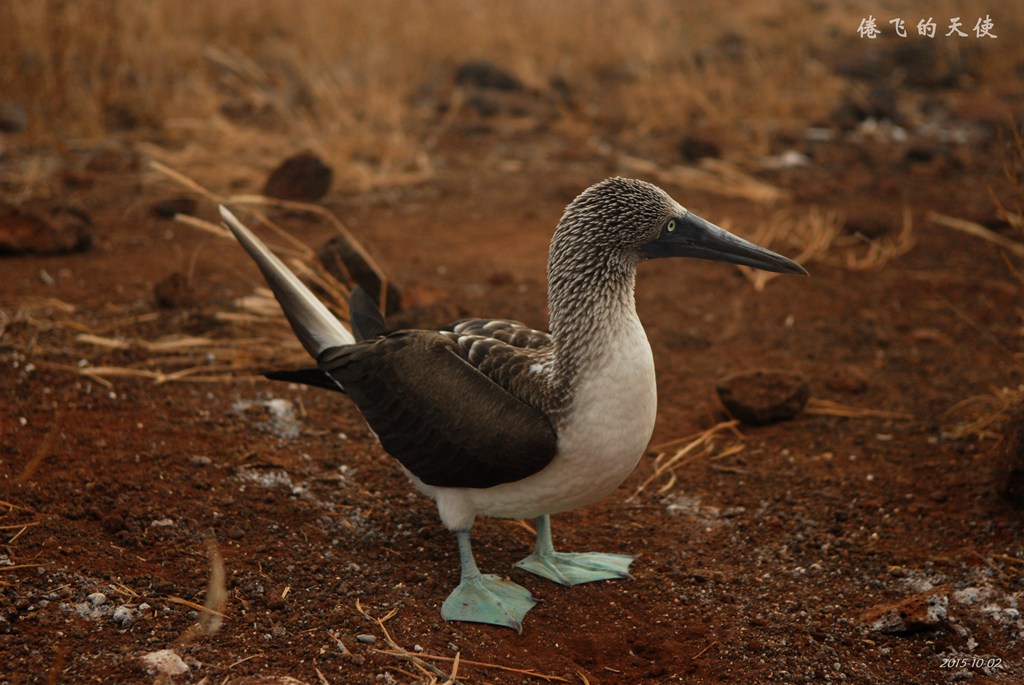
(220, 206), (355, 357)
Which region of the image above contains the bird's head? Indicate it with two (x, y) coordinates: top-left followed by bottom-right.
(553, 177), (807, 276)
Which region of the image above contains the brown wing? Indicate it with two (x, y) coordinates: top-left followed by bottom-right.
(316, 330), (557, 489)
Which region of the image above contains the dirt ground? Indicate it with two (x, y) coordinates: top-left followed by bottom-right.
(3, 21), (1024, 685)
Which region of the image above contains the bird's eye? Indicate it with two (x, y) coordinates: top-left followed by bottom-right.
(666, 219), (677, 233)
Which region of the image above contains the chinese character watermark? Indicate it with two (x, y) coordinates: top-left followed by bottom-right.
(857, 15), (998, 38)
(946, 17), (967, 37)
(858, 15), (881, 39)
(975, 14), (997, 38)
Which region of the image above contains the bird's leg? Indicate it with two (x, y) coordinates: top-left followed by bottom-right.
(440, 529), (537, 632)
(515, 514), (633, 586)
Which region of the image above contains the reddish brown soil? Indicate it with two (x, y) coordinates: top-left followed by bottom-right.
(3, 99), (1024, 685)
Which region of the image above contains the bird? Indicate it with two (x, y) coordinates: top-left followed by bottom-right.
(220, 177), (806, 631)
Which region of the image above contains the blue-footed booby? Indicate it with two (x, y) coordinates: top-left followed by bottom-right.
(220, 177), (806, 631)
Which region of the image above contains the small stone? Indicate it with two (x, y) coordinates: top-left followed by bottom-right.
(826, 366), (870, 394)
(112, 605), (135, 627)
(83, 147), (140, 173)
(716, 369), (810, 425)
(862, 591), (948, 634)
(0, 202), (92, 256)
(139, 649), (189, 676)
(150, 196), (198, 219)
(995, 399), (1024, 507)
(154, 272), (195, 309)
(356, 634), (377, 644)
(454, 60), (522, 91)
(0, 101), (28, 133)
(86, 592), (107, 606)
(190, 455), (212, 466)
(263, 151), (333, 202)
(677, 135), (721, 163)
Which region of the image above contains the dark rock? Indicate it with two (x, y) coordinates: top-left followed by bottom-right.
(454, 60), (522, 91)
(262, 152), (333, 202)
(84, 147), (140, 174)
(826, 365), (870, 394)
(678, 136), (721, 163)
(996, 400), (1024, 507)
(843, 211), (895, 240)
(716, 369), (810, 425)
(0, 202), (93, 256)
(863, 591), (949, 634)
(0, 101), (28, 133)
(153, 272), (194, 309)
(318, 235), (401, 315)
(150, 196), (198, 220)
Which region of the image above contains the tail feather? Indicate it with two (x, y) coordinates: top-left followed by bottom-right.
(265, 367), (346, 393)
(220, 206), (355, 357)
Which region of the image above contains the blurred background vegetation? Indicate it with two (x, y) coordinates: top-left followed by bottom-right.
(3, 0), (1020, 190)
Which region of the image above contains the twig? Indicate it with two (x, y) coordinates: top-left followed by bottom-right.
(355, 601), (570, 682)
(630, 421), (744, 500)
(164, 595), (227, 619)
(804, 399), (913, 420)
(14, 404), (65, 485)
(929, 211), (1024, 258)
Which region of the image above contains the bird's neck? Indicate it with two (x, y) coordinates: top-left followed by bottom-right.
(546, 246), (640, 389)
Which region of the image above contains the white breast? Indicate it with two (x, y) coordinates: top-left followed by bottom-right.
(418, 312), (658, 531)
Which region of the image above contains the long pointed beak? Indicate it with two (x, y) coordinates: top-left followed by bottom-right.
(640, 211), (808, 275)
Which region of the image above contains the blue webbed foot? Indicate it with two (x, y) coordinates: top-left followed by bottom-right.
(441, 573), (537, 632)
(441, 529), (537, 632)
(514, 515), (634, 587)
(516, 549), (633, 586)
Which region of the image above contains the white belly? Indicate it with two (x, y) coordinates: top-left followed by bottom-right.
(416, 317), (658, 531)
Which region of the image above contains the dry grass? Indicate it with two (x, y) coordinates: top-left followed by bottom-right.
(943, 385), (1024, 442)
(1, 0), (927, 187)
(730, 207), (841, 290)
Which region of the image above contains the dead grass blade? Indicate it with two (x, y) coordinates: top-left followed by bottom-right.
(174, 535), (227, 647)
(844, 207), (917, 270)
(630, 421), (744, 500)
(14, 404), (64, 485)
(152, 158), (391, 309)
(355, 600), (570, 682)
(0, 521), (41, 530)
(942, 386), (1024, 441)
(0, 499), (35, 513)
(929, 212), (1024, 258)
(619, 154), (789, 203)
(804, 399), (913, 420)
(734, 208), (839, 290)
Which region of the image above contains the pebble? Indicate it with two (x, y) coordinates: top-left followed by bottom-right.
(153, 272), (195, 309)
(139, 649), (189, 676)
(356, 634), (377, 644)
(716, 369), (810, 425)
(0, 201), (93, 256)
(112, 605), (135, 628)
(150, 196), (198, 219)
(263, 151), (333, 202)
(862, 591), (948, 634)
(86, 592), (107, 606)
(0, 101), (28, 132)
